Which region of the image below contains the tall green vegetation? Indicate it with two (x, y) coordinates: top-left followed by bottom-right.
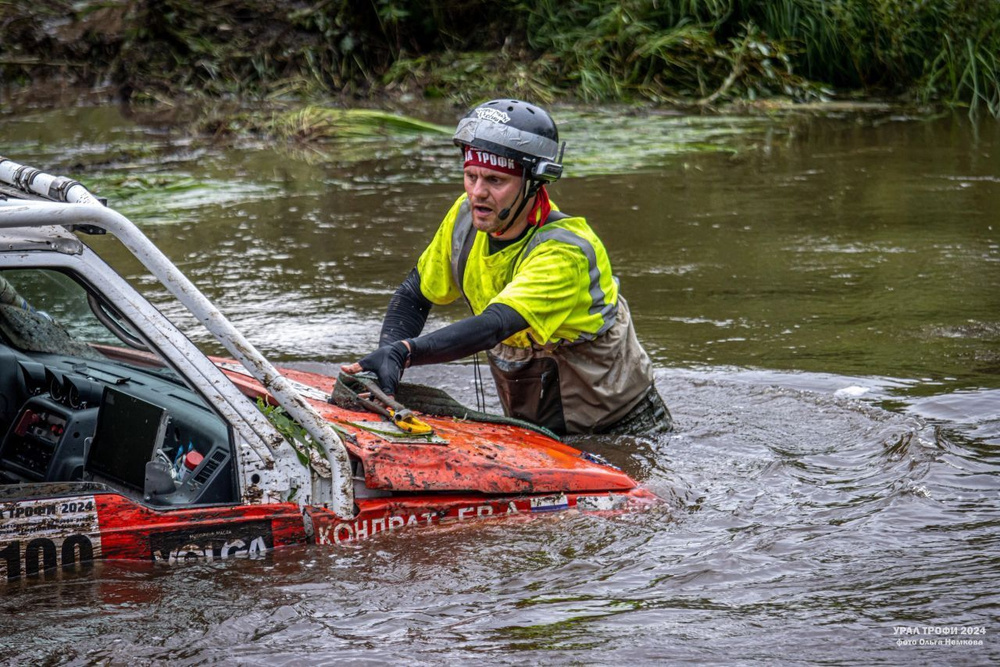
(739, 0), (1000, 115)
(513, 0), (999, 114)
(1, 0), (997, 116)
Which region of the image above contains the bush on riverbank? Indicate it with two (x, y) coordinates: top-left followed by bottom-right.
(1, 0), (997, 116)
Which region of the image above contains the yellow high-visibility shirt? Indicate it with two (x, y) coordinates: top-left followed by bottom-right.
(416, 194), (619, 348)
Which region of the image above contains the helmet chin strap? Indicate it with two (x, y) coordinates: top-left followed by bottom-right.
(493, 177), (541, 237)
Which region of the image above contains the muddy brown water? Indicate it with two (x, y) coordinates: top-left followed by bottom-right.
(0, 105), (998, 664)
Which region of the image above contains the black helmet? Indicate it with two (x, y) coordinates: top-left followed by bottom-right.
(453, 99), (564, 183)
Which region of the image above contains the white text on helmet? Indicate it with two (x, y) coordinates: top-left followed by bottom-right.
(475, 108), (511, 124)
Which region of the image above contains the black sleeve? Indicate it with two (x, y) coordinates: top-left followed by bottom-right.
(407, 303), (529, 366)
(378, 268), (433, 347)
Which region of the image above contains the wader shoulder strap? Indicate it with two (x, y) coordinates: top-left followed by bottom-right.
(451, 200), (477, 301)
(519, 212), (618, 339)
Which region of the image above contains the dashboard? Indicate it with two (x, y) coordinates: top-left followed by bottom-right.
(0, 345), (237, 506)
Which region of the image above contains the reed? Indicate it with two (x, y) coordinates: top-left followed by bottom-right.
(197, 107), (451, 145)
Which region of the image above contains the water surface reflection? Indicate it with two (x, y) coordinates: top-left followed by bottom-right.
(0, 106), (997, 663)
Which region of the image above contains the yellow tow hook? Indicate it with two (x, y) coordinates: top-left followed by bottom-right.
(388, 408), (433, 435)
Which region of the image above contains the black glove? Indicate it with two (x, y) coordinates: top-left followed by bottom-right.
(357, 340), (411, 395)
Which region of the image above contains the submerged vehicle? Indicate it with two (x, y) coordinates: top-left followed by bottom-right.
(0, 158), (655, 580)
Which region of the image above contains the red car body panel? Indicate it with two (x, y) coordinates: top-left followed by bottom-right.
(0, 355), (654, 581)
(308, 487), (660, 546)
(1, 486), (657, 578)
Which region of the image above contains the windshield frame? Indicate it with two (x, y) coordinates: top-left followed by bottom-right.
(0, 247), (246, 472)
(0, 265), (157, 360)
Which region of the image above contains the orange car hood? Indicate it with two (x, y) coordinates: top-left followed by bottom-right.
(219, 363), (638, 495)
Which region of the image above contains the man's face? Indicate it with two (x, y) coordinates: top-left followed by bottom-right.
(463, 165), (523, 235)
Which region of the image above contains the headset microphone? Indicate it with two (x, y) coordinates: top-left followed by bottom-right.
(496, 176), (527, 225)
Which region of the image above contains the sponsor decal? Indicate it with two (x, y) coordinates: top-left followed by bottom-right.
(317, 500), (527, 545)
(475, 107), (510, 124)
(319, 513), (432, 545)
(0, 496), (102, 579)
(576, 494), (626, 511)
(149, 521), (273, 565)
(530, 493), (570, 512)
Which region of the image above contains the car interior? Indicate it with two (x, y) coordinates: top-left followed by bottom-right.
(0, 269), (238, 506)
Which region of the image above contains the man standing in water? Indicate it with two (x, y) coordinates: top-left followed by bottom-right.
(342, 99), (670, 436)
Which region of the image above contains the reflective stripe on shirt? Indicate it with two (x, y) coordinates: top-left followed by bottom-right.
(446, 197), (619, 344)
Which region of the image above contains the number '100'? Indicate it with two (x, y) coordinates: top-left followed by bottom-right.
(0, 536), (95, 579)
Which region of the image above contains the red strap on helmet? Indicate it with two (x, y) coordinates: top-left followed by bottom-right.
(527, 185), (551, 227)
